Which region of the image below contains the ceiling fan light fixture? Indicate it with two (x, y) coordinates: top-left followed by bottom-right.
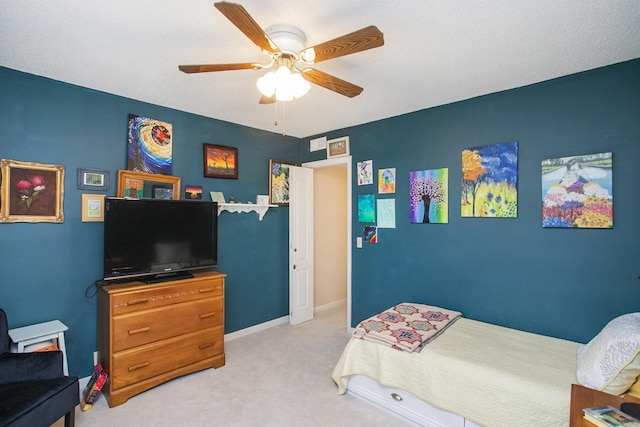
(257, 62), (310, 101)
(256, 71), (276, 97)
(291, 72), (311, 98)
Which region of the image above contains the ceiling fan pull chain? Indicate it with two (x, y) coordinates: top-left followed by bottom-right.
(282, 102), (287, 136)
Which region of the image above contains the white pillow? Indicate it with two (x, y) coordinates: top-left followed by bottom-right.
(576, 312), (640, 395)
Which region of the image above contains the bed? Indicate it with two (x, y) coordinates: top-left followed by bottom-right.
(332, 304), (640, 427)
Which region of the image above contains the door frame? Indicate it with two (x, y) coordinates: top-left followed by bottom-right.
(301, 156), (352, 332)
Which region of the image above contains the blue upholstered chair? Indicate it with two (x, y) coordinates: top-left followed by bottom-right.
(0, 309), (79, 427)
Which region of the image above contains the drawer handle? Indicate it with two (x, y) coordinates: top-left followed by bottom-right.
(390, 393), (403, 402)
(128, 362), (150, 372)
(128, 326), (150, 335)
(127, 298), (150, 305)
(199, 342), (217, 350)
(199, 312), (217, 319)
(199, 287), (216, 293)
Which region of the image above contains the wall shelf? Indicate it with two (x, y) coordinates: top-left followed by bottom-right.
(217, 203), (277, 221)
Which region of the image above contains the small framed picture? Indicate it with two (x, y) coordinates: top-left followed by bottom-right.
(152, 185), (173, 199)
(203, 144), (238, 179)
(77, 168), (109, 191)
(326, 136), (350, 159)
(185, 185), (203, 199)
(81, 194), (105, 222)
(210, 191), (226, 203)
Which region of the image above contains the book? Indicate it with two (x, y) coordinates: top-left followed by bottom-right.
(81, 362), (108, 411)
(583, 405), (640, 427)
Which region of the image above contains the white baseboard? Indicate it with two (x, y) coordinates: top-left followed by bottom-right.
(314, 298), (346, 313)
(224, 315), (290, 342)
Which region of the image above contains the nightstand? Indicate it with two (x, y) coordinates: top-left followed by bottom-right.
(8, 320), (69, 375)
(570, 383), (640, 426)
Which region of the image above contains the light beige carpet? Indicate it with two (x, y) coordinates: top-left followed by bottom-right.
(68, 304), (405, 426)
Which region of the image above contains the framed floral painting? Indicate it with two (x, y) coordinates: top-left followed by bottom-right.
(0, 159), (65, 223)
(269, 159), (296, 205)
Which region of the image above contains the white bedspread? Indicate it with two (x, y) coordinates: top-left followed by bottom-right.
(332, 317), (581, 427)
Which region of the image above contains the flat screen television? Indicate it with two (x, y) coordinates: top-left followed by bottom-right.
(103, 197), (218, 283)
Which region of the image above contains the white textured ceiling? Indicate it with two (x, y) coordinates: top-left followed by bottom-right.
(1, 1), (639, 138)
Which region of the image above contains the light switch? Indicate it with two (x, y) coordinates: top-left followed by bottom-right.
(356, 237), (363, 248)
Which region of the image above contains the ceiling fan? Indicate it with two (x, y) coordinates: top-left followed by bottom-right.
(178, 1), (384, 103)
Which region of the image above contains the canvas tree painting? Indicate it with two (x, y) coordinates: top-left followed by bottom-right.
(461, 141), (518, 218)
(541, 152), (613, 228)
(409, 168), (448, 224)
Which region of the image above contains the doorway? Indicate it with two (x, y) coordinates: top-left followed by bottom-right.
(302, 157), (352, 331)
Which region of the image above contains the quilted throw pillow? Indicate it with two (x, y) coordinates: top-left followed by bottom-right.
(577, 312), (640, 395)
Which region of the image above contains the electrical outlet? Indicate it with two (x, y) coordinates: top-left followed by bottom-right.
(93, 351), (99, 366)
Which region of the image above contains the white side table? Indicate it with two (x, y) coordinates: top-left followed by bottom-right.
(8, 320), (69, 376)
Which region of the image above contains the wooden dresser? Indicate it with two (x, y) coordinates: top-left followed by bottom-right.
(97, 271), (226, 407)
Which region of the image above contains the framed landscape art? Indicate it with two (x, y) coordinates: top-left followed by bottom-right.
(81, 194), (105, 222)
(203, 144), (238, 179)
(77, 167), (109, 191)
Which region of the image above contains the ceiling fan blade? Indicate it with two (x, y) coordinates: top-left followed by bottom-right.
(302, 25), (384, 64)
(178, 63), (262, 73)
(259, 95), (276, 104)
(214, 2), (279, 55)
(302, 68), (363, 98)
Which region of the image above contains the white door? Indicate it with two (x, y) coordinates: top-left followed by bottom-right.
(289, 166), (314, 325)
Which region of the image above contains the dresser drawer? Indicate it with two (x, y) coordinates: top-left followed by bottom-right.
(109, 277), (224, 316)
(110, 326), (223, 389)
(112, 297), (223, 352)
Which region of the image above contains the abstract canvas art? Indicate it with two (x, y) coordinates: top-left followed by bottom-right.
(461, 141), (518, 218)
(378, 168), (396, 194)
(127, 114), (173, 175)
(409, 168), (448, 224)
(364, 226), (377, 243)
(358, 194), (375, 223)
(377, 198), (396, 228)
(541, 152), (613, 228)
(357, 160), (373, 186)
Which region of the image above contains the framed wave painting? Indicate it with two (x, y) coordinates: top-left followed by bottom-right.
(541, 152), (613, 228)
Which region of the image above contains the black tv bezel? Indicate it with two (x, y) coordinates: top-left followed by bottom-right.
(103, 197), (218, 283)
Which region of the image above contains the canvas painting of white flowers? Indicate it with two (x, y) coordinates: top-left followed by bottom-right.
(541, 152), (613, 228)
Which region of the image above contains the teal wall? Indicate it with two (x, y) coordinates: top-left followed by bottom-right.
(0, 67), (299, 377)
(2, 59), (639, 378)
(301, 59), (640, 344)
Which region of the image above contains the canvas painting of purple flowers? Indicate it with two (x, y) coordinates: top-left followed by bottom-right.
(541, 152), (612, 228)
